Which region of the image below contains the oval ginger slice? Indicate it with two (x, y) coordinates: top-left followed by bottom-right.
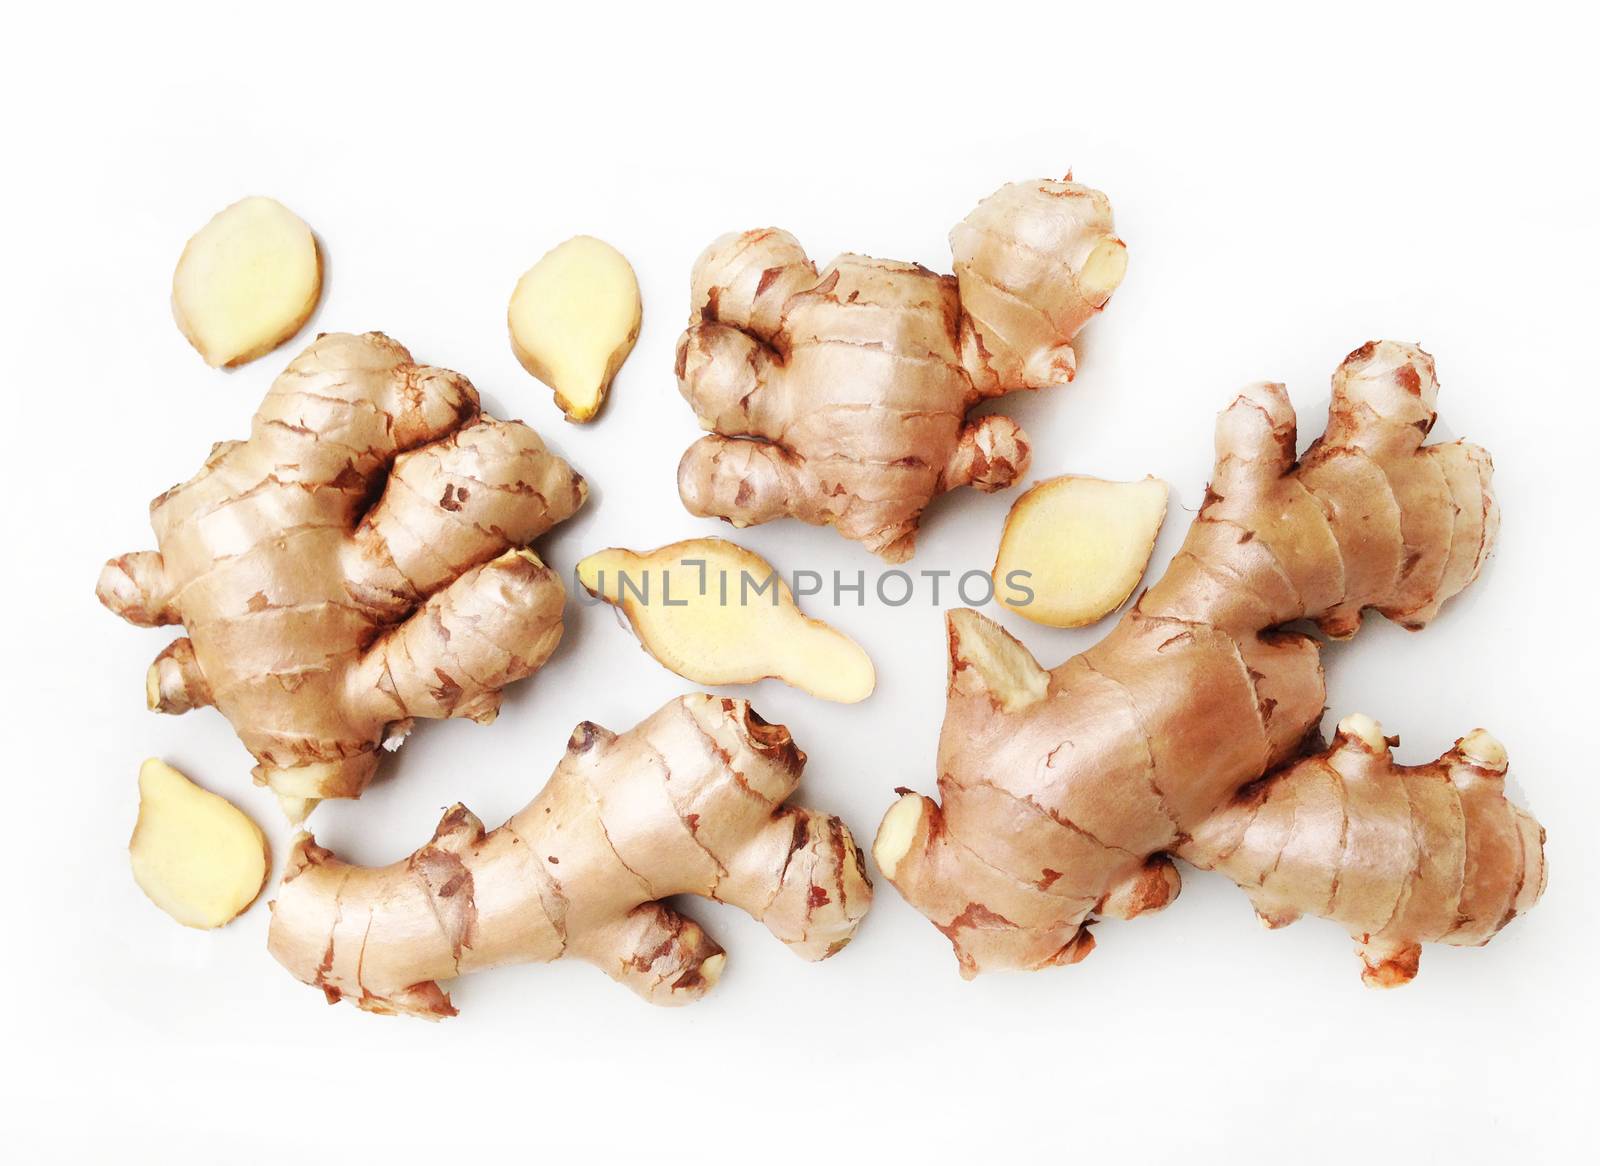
(578, 538), (875, 702)
(993, 475), (1168, 627)
(129, 758), (270, 929)
(172, 196), (322, 368)
(509, 236), (641, 422)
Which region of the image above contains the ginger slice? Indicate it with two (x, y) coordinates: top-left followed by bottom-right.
(508, 235), (641, 422)
(993, 475), (1168, 627)
(577, 538), (874, 703)
(129, 759), (270, 929)
(171, 196), (322, 367)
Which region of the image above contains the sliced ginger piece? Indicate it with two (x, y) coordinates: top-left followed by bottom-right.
(577, 538), (874, 702)
(509, 236), (641, 422)
(994, 475), (1168, 627)
(172, 196), (322, 368)
(129, 758), (270, 929)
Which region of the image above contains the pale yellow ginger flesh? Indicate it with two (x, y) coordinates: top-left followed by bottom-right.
(994, 475), (1168, 627)
(269, 695), (872, 1017)
(676, 177), (1126, 561)
(171, 196), (322, 368)
(97, 332), (586, 820)
(876, 342), (1544, 986)
(577, 538), (874, 703)
(130, 759), (269, 929)
(509, 235), (641, 422)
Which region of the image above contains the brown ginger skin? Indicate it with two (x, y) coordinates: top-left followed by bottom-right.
(97, 332), (587, 820)
(268, 695), (872, 1017)
(875, 341), (1545, 985)
(676, 178), (1127, 561)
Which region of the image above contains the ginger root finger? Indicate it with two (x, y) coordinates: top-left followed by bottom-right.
(878, 342), (1543, 984)
(577, 538), (874, 703)
(677, 435), (826, 531)
(351, 548), (568, 727)
(508, 235), (641, 422)
(268, 695), (872, 1018)
(578, 903), (728, 1005)
(146, 638), (212, 714)
(1179, 717), (1546, 987)
(130, 759), (269, 929)
(171, 196), (322, 368)
(97, 551), (180, 628)
(345, 417), (587, 619)
(676, 177), (1125, 561)
(993, 475), (1168, 627)
(943, 415), (1031, 495)
(98, 332), (585, 814)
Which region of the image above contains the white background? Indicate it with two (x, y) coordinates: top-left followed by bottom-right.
(3, 2), (1595, 1160)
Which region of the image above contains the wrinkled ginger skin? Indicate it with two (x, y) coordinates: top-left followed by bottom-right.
(268, 695), (872, 1018)
(97, 332), (587, 819)
(876, 342), (1543, 984)
(676, 178), (1126, 561)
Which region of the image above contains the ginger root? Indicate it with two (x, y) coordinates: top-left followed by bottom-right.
(676, 177), (1126, 561)
(993, 475), (1168, 627)
(577, 537), (875, 703)
(268, 695), (872, 1017)
(1184, 715), (1545, 988)
(172, 196), (322, 368)
(875, 342), (1544, 985)
(130, 759), (269, 929)
(508, 235), (641, 422)
(97, 332), (586, 820)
